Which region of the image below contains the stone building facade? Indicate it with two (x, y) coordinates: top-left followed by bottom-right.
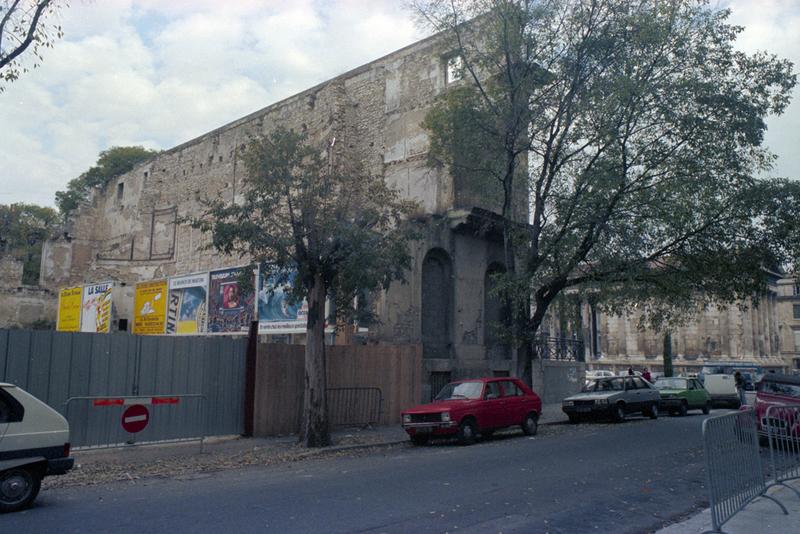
(39, 33), (519, 399)
(0, 255), (57, 329)
(33, 31), (798, 392)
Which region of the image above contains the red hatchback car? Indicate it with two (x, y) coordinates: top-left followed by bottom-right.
(401, 377), (542, 445)
(751, 373), (800, 445)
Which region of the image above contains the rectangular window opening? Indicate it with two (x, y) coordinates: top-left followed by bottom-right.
(446, 55), (463, 84)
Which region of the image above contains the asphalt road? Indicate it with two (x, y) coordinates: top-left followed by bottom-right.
(4, 413), (720, 534)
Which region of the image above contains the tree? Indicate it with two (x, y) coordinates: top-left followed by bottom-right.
(0, 202), (57, 284)
(415, 0), (797, 380)
(0, 0), (64, 90)
(55, 146), (159, 218)
(195, 128), (419, 447)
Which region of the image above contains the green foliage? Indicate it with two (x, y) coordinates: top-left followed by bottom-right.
(194, 127), (420, 325)
(417, 0), (797, 338)
(0, 202), (58, 284)
(0, 0), (65, 91)
(55, 146), (159, 218)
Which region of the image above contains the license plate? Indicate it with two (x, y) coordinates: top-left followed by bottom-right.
(576, 406), (591, 413)
(415, 427), (432, 434)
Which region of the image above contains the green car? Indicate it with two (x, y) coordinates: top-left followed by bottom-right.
(654, 377), (712, 416)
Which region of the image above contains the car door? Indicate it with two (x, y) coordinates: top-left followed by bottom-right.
(479, 382), (505, 430)
(499, 380), (525, 427)
(689, 379), (705, 408)
(635, 377), (657, 406)
(623, 377), (640, 411)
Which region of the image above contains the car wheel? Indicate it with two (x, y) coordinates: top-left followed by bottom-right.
(458, 418), (477, 446)
(702, 401), (711, 415)
(648, 402), (659, 419)
(0, 467), (42, 514)
(614, 403), (626, 423)
(522, 412), (539, 436)
(410, 434), (430, 446)
(678, 400), (688, 417)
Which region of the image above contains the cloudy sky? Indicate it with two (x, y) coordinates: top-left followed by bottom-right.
(0, 0), (797, 208)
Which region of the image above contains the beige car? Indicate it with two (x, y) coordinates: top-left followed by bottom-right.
(1, 383), (74, 513)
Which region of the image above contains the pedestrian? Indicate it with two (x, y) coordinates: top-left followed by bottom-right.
(734, 371), (746, 406)
(627, 366), (634, 376)
(642, 367), (652, 383)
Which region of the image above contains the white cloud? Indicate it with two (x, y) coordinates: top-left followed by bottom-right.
(4, 0), (793, 210)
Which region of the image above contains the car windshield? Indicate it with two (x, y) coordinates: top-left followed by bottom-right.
(435, 381), (484, 400)
(655, 378), (688, 390)
(582, 377), (624, 392)
(758, 381), (800, 399)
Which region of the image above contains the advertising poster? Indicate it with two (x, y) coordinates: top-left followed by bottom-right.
(207, 267), (255, 334)
(56, 286), (83, 332)
(133, 280), (168, 335)
(257, 270), (308, 334)
(166, 273), (208, 334)
(80, 282), (113, 333)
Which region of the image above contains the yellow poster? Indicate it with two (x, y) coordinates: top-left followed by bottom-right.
(56, 286), (83, 332)
(133, 280), (168, 335)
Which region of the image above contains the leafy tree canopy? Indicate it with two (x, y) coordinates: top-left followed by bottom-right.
(415, 0), (797, 354)
(0, 202), (57, 284)
(55, 146), (159, 218)
(0, 0), (64, 91)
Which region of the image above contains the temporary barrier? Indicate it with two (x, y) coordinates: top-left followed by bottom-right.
(326, 387), (383, 428)
(702, 409), (787, 533)
(64, 394), (206, 450)
(763, 403), (800, 499)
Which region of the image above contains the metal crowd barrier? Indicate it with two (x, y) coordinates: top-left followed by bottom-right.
(64, 394), (207, 451)
(764, 403), (800, 499)
(702, 409), (787, 533)
(326, 387), (383, 428)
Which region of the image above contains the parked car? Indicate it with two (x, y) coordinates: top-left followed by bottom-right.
(751, 373), (800, 445)
(401, 378), (542, 445)
(1, 382), (74, 513)
(585, 370), (615, 381)
(562, 376), (660, 423)
(703, 374), (741, 408)
(653, 377), (712, 416)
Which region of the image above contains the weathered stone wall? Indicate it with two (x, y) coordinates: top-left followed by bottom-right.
(0, 256), (24, 288)
(0, 287), (57, 328)
(581, 279), (791, 371)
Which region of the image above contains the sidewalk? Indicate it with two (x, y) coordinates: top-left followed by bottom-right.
(657, 480), (800, 533)
(45, 402), (567, 489)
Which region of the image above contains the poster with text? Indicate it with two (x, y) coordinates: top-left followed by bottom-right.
(207, 267), (255, 334)
(257, 270), (308, 334)
(80, 282), (113, 333)
(56, 286), (83, 332)
(133, 280), (168, 335)
(166, 273), (208, 334)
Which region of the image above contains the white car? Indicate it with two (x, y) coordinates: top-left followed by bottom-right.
(1, 383), (74, 513)
(585, 370), (615, 381)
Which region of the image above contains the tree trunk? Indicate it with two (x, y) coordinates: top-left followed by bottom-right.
(662, 331), (674, 378)
(302, 272), (330, 447)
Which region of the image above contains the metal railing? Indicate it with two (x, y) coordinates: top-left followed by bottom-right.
(764, 403), (800, 499)
(326, 387), (383, 428)
(533, 336), (585, 362)
(64, 394), (207, 451)
(702, 409), (787, 533)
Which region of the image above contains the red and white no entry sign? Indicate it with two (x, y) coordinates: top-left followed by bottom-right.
(121, 404), (150, 433)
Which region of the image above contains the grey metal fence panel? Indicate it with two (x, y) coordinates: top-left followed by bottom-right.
(702, 409), (787, 533)
(0, 329), (246, 448)
(764, 403), (800, 496)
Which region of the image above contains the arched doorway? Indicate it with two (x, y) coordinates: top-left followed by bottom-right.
(421, 248), (453, 359)
(484, 263), (510, 359)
